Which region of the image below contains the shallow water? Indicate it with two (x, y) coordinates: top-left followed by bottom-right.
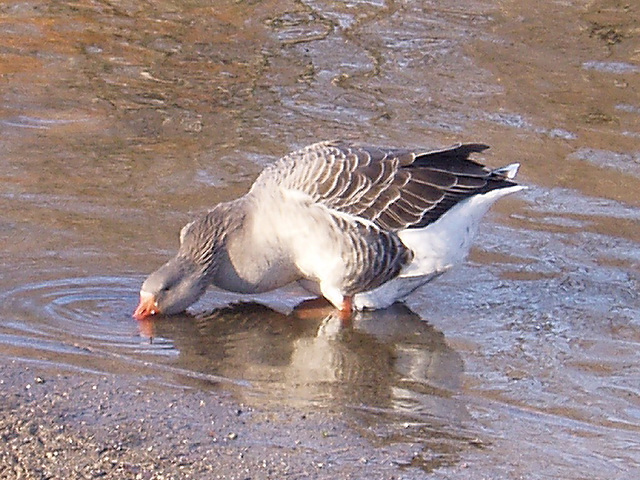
(1, 0), (639, 478)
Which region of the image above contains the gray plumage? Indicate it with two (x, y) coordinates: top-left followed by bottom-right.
(253, 141), (516, 231)
(134, 140), (524, 319)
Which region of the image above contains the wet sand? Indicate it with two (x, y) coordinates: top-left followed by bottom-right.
(3, 363), (441, 479)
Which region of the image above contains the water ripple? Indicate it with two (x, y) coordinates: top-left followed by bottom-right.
(0, 275), (258, 388)
(0, 276), (145, 347)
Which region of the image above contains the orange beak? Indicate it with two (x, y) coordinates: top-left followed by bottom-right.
(133, 291), (160, 320)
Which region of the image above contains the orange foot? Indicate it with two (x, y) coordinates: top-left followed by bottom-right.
(293, 297), (335, 320)
(293, 296), (355, 324)
(338, 296), (353, 325)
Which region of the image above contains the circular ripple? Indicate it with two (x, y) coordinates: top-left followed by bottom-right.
(0, 275), (168, 350)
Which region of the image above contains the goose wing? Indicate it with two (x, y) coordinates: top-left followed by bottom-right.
(252, 140), (517, 231)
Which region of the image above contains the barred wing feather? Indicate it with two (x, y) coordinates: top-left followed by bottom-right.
(252, 140), (517, 231)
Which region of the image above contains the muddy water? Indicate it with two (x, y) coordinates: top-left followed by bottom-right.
(1, 0), (639, 478)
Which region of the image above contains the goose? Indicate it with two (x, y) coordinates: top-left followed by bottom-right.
(134, 141), (525, 320)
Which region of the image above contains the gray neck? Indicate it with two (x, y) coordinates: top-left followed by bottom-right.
(178, 199), (248, 278)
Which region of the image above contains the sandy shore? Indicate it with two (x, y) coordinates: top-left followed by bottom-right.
(1, 359), (450, 480)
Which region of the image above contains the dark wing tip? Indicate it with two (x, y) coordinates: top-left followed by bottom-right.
(459, 143), (490, 155)
(428, 143), (490, 158)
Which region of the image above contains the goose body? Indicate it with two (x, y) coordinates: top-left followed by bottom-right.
(134, 141), (525, 319)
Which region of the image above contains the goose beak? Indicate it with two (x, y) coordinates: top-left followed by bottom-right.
(133, 291), (160, 320)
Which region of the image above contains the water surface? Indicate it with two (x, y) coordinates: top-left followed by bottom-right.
(1, 0), (639, 478)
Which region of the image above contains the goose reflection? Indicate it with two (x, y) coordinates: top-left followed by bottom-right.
(143, 302), (465, 421)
